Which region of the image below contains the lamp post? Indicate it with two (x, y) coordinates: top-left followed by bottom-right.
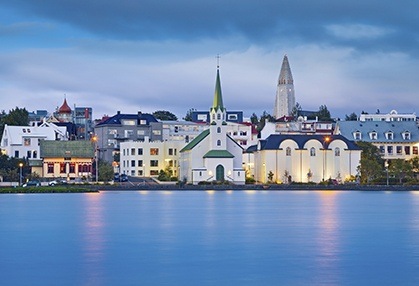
(385, 160), (389, 186)
(323, 136), (330, 181)
(19, 162), (23, 186)
(92, 135), (98, 183)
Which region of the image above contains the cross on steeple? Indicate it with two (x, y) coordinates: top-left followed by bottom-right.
(216, 54), (221, 69)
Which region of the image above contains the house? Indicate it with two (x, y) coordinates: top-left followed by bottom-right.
(179, 68), (245, 184)
(250, 134), (361, 183)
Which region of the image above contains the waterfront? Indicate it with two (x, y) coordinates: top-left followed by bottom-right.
(1, 190), (419, 285)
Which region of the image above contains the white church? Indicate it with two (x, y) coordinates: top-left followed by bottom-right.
(179, 68), (245, 184)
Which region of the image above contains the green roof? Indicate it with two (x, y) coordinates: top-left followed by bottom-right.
(40, 140), (95, 158)
(180, 129), (210, 152)
(203, 150), (234, 158)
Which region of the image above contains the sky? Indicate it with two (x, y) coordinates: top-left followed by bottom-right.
(0, 0), (418, 120)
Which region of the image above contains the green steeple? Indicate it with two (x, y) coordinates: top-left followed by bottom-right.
(211, 68), (224, 111)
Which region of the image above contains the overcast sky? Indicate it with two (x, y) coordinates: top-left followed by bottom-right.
(1, 1), (418, 120)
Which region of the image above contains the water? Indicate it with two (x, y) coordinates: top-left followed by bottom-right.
(1, 190), (419, 286)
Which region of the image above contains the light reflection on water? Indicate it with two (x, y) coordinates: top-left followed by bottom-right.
(1, 190), (419, 285)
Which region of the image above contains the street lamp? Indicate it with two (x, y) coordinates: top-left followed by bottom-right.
(385, 160), (389, 186)
(92, 135), (98, 183)
(19, 162), (23, 186)
(323, 136), (330, 181)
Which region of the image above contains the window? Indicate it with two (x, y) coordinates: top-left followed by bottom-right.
(168, 148), (173, 156)
(354, 132), (361, 140)
(217, 113), (221, 120)
(153, 130), (161, 135)
(228, 114), (238, 120)
(150, 160), (158, 167)
(137, 130), (145, 136)
(387, 146), (393, 154)
(379, 146), (385, 154)
(24, 138), (31, 146)
(396, 146), (402, 154)
(138, 160), (143, 167)
(217, 140), (221, 146)
(123, 149), (126, 156)
(138, 170), (143, 176)
(131, 170), (135, 176)
(27, 150), (31, 158)
(131, 148), (135, 156)
(150, 148), (159, 155)
(131, 160), (135, 167)
(413, 146), (418, 155)
(217, 127), (221, 133)
(69, 163), (75, 173)
(286, 147), (291, 156)
(60, 163), (66, 173)
(405, 146), (410, 155)
(138, 148), (143, 155)
(140, 119), (147, 125)
(124, 130), (134, 137)
(370, 132), (377, 140)
(47, 163), (54, 174)
(403, 132), (411, 140)
(386, 132), (394, 140)
(335, 148), (340, 157)
(33, 151), (37, 159)
(310, 147), (316, 156)
(150, 170), (159, 176)
(15, 150), (19, 157)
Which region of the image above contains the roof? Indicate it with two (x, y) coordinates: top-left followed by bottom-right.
(40, 140), (95, 158)
(58, 98), (72, 114)
(256, 134), (360, 151)
(180, 129), (210, 152)
(210, 69), (225, 112)
(96, 112), (158, 126)
(203, 150), (234, 158)
(337, 121), (419, 143)
(278, 55), (293, 85)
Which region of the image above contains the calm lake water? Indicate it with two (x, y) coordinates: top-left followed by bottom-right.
(1, 190), (419, 286)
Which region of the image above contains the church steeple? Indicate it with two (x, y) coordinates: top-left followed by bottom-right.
(273, 54), (296, 119)
(211, 68), (225, 112)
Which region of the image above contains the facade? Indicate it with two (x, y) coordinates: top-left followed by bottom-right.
(273, 55), (295, 119)
(94, 111), (163, 163)
(0, 122), (68, 160)
(161, 120), (208, 143)
(252, 134), (361, 183)
(74, 107), (93, 140)
(40, 140), (94, 179)
(191, 110), (244, 123)
(119, 137), (184, 177)
(260, 118), (334, 139)
(359, 110), (417, 122)
(335, 120), (419, 161)
(179, 68), (245, 185)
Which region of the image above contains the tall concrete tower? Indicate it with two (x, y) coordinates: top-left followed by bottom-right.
(273, 55), (295, 119)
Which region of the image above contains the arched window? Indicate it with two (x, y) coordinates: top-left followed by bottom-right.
(217, 127), (221, 133)
(217, 113), (221, 120)
(335, 147), (340, 157)
(310, 147), (316, 156)
(217, 140), (221, 146)
(286, 147), (291, 156)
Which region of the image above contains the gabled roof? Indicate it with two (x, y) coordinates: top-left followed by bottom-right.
(180, 129), (210, 152)
(203, 150), (234, 158)
(96, 112), (158, 126)
(337, 121), (419, 142)
(40, 140), (94, 158)
(256, 134), (360, 151)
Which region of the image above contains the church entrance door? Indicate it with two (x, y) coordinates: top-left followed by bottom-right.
(216, 165), (224, 181)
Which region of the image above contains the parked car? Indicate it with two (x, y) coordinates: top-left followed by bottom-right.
(114, 173), (128, 182)
(23, 180), (41, 187)
(48, 179), (67, 186)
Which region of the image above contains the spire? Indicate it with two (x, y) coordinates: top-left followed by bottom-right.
(58, 97), (72, 114)
(211, 68), (224, 111)
(278, 54), (293, 85)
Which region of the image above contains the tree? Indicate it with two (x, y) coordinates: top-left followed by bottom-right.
(0, 107), (29, 141)
(356, 142), (384, 184)
(0, 154), (26, 182)
(98, 160), (114, 181)
(267, 171), (274, 183)
(315, 105), (332, 121)
(183, 108), (196, 121)
(345, 112), (358, 121)
(291, 102), (302, 118)
(389, 159), (413, 184)
(250, 113), (258, 125)
(153, 110), (178, 121)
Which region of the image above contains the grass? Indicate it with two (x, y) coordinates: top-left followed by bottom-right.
(0, 185), (98, 194)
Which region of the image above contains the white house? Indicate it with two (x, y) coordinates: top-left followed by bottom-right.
(179, 68), (245, 184)
(251, 134), (361, 183)
(0, 122), (68, 160)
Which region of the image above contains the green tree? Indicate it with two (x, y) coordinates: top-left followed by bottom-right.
(267, 171), (274, 183)
(0, 107), (29, 141)
(356, 142), (384, 184)
(345, 112), (358, 121)
(98, 160), (114, 181)
(315, 105), (332, 121)
(256, 111), (275, 132)
(153, 110), (178, 121)
(0, 155), (26, 181)
(250, 113), (258, 125)
(389, 159), (413, 184)
(291, 102), (302, 118)
(183, 108), (196, 121)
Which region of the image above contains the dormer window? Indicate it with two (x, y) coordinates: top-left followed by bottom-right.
(353, 131), (362, 140)
(386, 131), (394, 140)
(402, 131), (411, 140)
(370, 131), (377, 140)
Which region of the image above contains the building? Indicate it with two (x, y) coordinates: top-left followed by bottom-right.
(119, 137), (183, 178)
(359, 110), (417, 122)
(40, 140), (94, 180)
(0, 122), (68, 160)
(161, 120), (208, 143)
(94, 111), (163, 163)
(273, 55), (295, 119)
(335, 120), (419, 161)
(190, 110), (244, 123)
(179, 68), (245, 184)
(74, 107), (93, 140)
(251, 134), (361, 183)
(260, 118), (334, 139)
(54, 98), (73, 123)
